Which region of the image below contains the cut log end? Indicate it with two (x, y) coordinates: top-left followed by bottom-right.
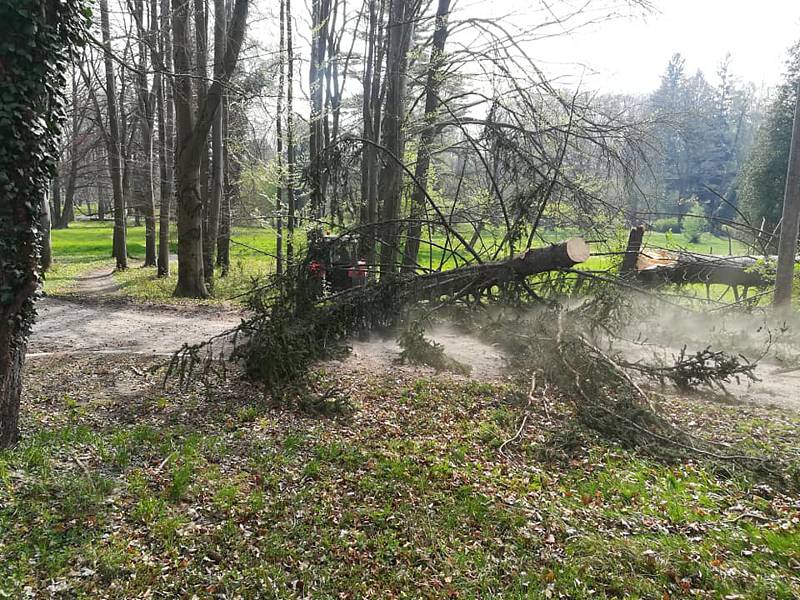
(565, 237), (591, 264)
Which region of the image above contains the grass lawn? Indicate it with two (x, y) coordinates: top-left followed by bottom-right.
(2, 355), (799, 597)
(46, 221), (279, 303)
(47, 220), (753, 304)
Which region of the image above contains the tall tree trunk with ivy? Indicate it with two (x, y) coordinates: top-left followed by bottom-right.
(0, 0), (87, 447)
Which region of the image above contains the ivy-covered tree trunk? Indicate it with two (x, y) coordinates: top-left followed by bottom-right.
(0, 0), (87, 448)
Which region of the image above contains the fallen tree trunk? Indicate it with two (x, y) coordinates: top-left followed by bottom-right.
(622, 227), (772, 288)
(399, 237), (590, 302)
(173, 238), (591, 392)
(636, 252), (771, 287)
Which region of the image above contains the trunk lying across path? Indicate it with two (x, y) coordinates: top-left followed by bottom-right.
(622, 227), (773, 288)
(635, 252), (771, 288)
(393, 237), (591, 303)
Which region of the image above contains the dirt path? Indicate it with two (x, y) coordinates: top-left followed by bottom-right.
(327, 325), (509, 381)
(30, 267), (244, 356)
(72, 266), (121, 296)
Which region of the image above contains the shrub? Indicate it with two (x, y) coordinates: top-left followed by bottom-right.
(650, 217), (682, 233)
(681, 198), (707, 244)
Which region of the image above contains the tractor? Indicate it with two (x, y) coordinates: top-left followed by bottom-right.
(305, 230), (368, 297)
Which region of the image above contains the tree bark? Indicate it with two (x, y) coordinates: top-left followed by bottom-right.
(157, 0), (174, 277)
(194, 0), (210, 216)
(286, 0), (295, 266)
(58, 74), (79, 229)
(172, 0), (248, 297)
(275, 0), (286, 275)
(378, 0), (416, 275)
(51, 174), (62, 227)
(217, 98), (232, 276)
(774, 83), (800, 309)
(358, 0), (383, 265)
(41, 186), (53, 273)
(100, 0), (128, 269)
(402, 0), (451, 271)
(1, 0), (81, 447)
(635, 252), (772, 288)
(202, 0), (227, 286)
(134, 0), (157, 266)
(308, 0), (330, 219)
(394, 239), (590, 304)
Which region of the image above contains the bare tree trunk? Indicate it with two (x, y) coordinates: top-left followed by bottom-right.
(286, 0), (295, 266)
(60, 162), (77, 227)
(378, 0), (416, 275)
(217, 75), (232, 275)
(157, 0), (174, 277)
(275, 0), (286, 275)
(195, 0), (210, 238)
(308, 0), (330, 219)
(365, 0), (385, 270)
(41, 186), (53, 273)
(358, 0), (378, 259)
(217, 97), (232, 276)
(202, 0), (227, 286)
(172, 0), (248, 297)
(135, 0), (158, 266)
(774, 83), (800, 310)
(402, 0), (451, 270)
(100, 0), (128, 269)
(58, 72), (79, 228)
(51, 174), (62, 228)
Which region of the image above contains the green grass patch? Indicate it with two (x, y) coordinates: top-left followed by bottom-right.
(4, 360), (799, 598)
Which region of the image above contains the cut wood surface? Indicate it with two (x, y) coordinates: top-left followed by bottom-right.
(622, 227), (773, 288)
(396, 238), (591, 303)
(635, 250), (771, 287)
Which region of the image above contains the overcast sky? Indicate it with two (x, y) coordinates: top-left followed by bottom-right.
(459, 0), (800, 94)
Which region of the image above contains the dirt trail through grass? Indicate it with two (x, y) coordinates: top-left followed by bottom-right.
(30, 266), (243, 356)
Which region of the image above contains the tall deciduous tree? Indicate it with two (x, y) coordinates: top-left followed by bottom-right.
(275, 0), (286, 275)
(202, 0), (228, 286)
(1, 0), (87, 447)
(132, 0), (158, 266)
(402, 0), (451, 270)
(308, 0), (330, 219)
(286, 0), (296, 266)
(773, 82), (800, 310)
(156, 0), (174, 277)
(100, 0), (128, 269)
(378, 0), (419, 275)
(171, 0), (249, 297)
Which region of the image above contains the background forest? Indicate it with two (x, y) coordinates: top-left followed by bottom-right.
(47, 0), (800, 298)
